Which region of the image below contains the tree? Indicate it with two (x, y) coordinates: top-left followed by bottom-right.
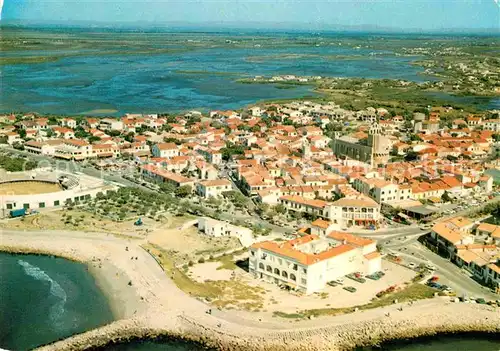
(106, 130), (121, 137)
(224, 191), (248, 208)
(12, 141), (24, 150)
(18, 129), (27, 139)
(493, 134), (500, 142)
(175, 185), (192, 198)
(404, 151), (418, 161)
(274, 204), (287, 215)
(441, 192), (452, 203)
(221, 142), (246, 161)
(46, 129), (55, 138)
(88, 135), (101, 143)
(74, 126), (90, 139)
(159, 182), (176, 194)
(124, 132), (135, 143)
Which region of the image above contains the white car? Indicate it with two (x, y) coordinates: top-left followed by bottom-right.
(408, 263), (416, 268)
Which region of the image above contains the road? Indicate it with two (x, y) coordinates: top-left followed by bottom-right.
(380, 233), (498, 300)
(4, 147), (499, 300)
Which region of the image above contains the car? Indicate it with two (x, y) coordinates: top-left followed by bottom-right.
(343, 286), (357, 293)
(476, 298), (487, 304)
(408, 263), (416, 269)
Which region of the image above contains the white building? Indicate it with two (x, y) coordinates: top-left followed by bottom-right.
(249, 229), (381, 294)
(152, 143), (180, 158)
(99, 118), (123, 131)
(196, 179), (232, 198)
(484, 119), (500, 132)
(198, 217), (253, 247)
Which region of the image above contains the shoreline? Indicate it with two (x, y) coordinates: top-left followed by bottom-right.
(1, 230), (499, 351)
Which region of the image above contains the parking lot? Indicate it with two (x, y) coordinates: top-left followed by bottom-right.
(254, 260), (416, 312)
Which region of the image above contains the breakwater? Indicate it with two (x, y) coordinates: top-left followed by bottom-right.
(34, 301), (499, 351)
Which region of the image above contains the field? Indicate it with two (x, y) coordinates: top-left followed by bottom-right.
(0, 181), (61, 195)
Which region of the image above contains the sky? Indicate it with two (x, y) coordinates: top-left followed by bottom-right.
(1, 0), (499, 31)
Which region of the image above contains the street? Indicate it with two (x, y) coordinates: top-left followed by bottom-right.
(381, 233), (498, 300)
(3, 147), (499, 300)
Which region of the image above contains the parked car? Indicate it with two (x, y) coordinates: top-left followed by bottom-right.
(476, 298), (487, 304)
(347, 273), (366, 283)
(343, 286), (357, 293)
(366, 273), (381, 280)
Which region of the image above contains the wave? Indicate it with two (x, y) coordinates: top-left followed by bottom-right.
(18, 259), (67, 326)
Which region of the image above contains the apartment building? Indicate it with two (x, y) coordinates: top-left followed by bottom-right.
(353, 177), (413, 204)
(484, 119), (500, 132)
(196, 179), (232, 198)
(197, 147), (223, 165)
(140, 164), (194, 188)
(249, 229), (381, 294)
(152, 142), (180, 158)
(54, 139), (92, 161)
(25, 140), (63, 156)
(99, 118), (124, 131)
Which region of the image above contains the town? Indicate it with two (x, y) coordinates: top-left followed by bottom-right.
(1, 99), (499, 317)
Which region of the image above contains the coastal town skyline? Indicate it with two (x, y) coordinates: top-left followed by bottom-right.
(1, 2), (499, 350)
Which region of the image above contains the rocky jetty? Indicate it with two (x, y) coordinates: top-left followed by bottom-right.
(36, 302), (499, 351)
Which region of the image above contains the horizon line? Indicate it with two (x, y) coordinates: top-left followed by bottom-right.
(1, 20), (499, 35)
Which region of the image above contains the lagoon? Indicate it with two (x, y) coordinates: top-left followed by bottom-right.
(1, 30), (430, 116)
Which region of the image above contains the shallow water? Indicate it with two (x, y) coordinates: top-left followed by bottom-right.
(1, 31), (432, 115)
(0, 253), (114, 351)
(361, 334), (500, 350)
(101, 334), (500, 351)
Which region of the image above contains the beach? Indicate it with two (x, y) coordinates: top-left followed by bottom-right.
(1, 229), (498, 351)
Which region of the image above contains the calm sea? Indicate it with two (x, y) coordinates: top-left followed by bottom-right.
(0, 253), (113, 351)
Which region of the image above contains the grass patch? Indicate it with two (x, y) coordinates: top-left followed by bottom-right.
(274, 284), (438, 319)
(215, 255), (238, 270)
(273, 311), (305, 319)
(143, 243), (263, 310)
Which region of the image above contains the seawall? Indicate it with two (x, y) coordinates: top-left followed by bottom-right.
(33, 301), (499, 351)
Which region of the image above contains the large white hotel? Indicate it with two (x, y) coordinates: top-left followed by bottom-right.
(248, 219), (381, 294)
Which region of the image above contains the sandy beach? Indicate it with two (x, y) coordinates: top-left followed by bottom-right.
(1, 228), (498, 351)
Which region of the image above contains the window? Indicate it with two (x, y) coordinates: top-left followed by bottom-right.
(39, 202), (45, 208)
(290, 274), (296, 281)
(259, 263), (264, 270)
(6, 204), (13, 210)
(301, 278), (307, 285)
(302, 268), (307, 274)
(251, 251), (255, 256)
(293, 264), (298, 271)
(54, 200), (60, 206)
(23, 204), (30, 209)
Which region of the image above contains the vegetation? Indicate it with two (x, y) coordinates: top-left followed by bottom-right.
(273, 284), (438, 319)
(0, 154), (37, 172)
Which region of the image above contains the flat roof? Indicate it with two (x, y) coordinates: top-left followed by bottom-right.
(405, 206), (436, 216)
